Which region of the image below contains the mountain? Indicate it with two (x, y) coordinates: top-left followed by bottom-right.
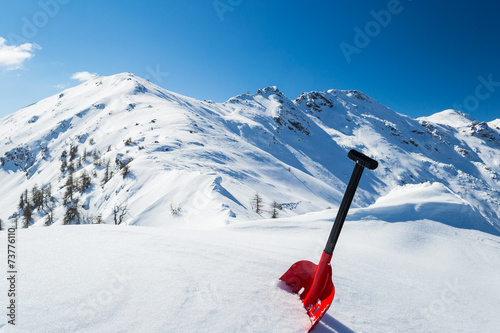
(1, 73), (500, 333)
(0, 73), (499, 234)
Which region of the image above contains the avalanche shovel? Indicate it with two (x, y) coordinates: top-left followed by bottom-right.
(280, 149), (378, 331)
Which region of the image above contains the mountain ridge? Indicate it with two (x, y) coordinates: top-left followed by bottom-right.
(0, 73), (498, 234)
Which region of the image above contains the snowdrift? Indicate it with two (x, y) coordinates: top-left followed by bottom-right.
(350, 182), (500, 235)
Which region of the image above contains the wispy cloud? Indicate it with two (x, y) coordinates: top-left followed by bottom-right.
(0, 37), (40, 70)
(55, 83), (69, 90)
(71, 71), (98, 82)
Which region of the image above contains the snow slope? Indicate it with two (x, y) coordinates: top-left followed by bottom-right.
(349, 182), (494, 233)
(1, 214), (499, 333)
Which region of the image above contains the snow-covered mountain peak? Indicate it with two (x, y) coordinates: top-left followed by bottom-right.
(419, 110), (500, 149)
(78, 72), (150, 94)
(420, 109), (477, 128)
(0, 72), (499, 234)
(224, 86), (298, 122)
(342, 89), (371, 102)
(69, 72), (198, 108)
(296, 89), (374, 107)
(257, 85), (281, 95)
(294, 91), (335, 112)
(294, 89), (408, 126)
(489, 118), (500, 133)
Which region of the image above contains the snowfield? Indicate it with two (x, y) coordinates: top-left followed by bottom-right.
(0, 73), (499, 332)
(1, 213), (499, 333)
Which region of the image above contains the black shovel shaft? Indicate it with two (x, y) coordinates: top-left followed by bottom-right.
(324, 150), (378, 255)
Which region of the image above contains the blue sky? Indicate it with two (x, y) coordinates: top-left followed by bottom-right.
(0, 0), (499, 121)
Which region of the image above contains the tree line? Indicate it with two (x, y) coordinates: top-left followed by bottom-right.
(5, 139), (134, 228)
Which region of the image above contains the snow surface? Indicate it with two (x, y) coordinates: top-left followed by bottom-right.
(0, 73), (499, 332)
(489, 118), (500, 132)
(1, 214), (499, 333)
(420, 109), (476, 128)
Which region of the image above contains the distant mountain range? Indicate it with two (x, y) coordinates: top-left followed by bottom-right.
(1, 73), (498, 234)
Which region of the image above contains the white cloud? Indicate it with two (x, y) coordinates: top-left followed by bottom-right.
(55, 83), (69, 90)
(0, 37), (41, 70)
(71, 71), (98, 82)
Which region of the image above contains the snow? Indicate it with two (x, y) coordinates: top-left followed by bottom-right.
(488, 118), (500, 132)
(349, 182), (499, 235)
(419, 109), (475, 128)
(0, 72), (499, 332)
(1, 214), (499, 332)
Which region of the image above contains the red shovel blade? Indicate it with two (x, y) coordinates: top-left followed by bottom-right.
(280, 252), (335, 331)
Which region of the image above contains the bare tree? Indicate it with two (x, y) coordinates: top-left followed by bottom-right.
(270, 201), (280, 219)
(43, 184), (55, 226)
(63, 173), (75, 205)
(69, 144), (78, 161)
(32, 184), (44, 211)
(101, 159), (111, 185)
(79, 170), (92, 192)
(60, 150), (68, 173)
(113, 203), (129, 225)
(118, 206), (128, 225)
(251, 193), (264, 214)
(82, 148), (88, 162)
(116, 158), (133, 179)
(124, 137), (134, 146)
(121, 161), (131, 178)
(22, 205), (32, 228)
(67, 161), (75, 173)
(43, 184), (53, 208)
(92, 150), (101, 166)
(63, 199), (80, 225)
(60, 159), (67, 173)
(170, 203), (181, 216)
(18, 193), (25, 211)
(44, 197), (56, 226)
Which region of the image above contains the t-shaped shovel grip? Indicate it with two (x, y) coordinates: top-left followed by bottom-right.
(324, 150), (378, 255)
(348, 149), (378, 170)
